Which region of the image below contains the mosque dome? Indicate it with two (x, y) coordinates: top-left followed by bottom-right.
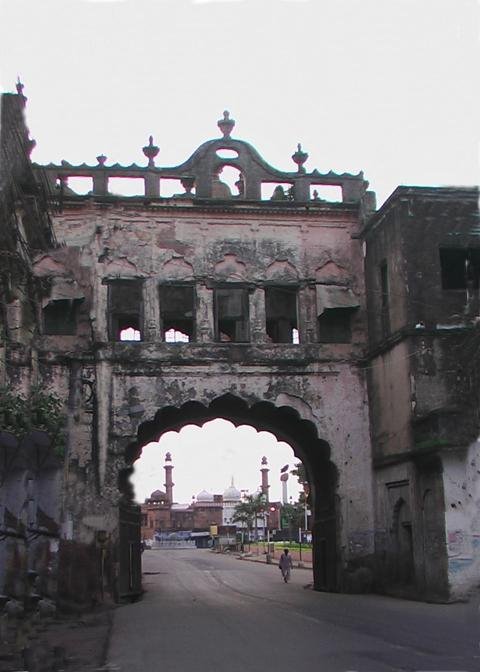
(223, 479), (241, 501)
(149, 489), (166, 501)
(196, 489), (214, 502)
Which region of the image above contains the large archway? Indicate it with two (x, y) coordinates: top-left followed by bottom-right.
(120, 394), (339, 592)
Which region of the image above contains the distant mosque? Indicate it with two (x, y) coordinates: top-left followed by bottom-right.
(140, 453), (283, 541)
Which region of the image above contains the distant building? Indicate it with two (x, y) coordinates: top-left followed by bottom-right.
(141, 489), (171, 539)
(140, 455), (283, 540)
(222, 480), (241, 525)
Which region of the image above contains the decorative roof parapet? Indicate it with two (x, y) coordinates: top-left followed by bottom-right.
(32, 111), (373, 206)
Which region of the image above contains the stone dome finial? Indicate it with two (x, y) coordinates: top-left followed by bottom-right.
(261, 456), (268, 466)
(292, 143), (308, 173)
(217, 110), (235, 138)
(143, 135), (160, 167)
(165, 452), (172, 462)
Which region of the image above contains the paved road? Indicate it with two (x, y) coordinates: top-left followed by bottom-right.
(107, 549), (479, 672)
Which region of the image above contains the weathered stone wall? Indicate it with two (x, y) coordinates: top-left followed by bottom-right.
(33, 196), (376, 592)
(443, 440), (480, 599)
(364, 186), (480, 601)
(0, 91), (61, 609)
(367, 341), (413, 459)
(108, 362), (373, 545)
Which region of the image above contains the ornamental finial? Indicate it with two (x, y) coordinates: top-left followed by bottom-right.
(16, 77), (24, 96)
(292, 142), (308, 173)
(143, 135), (160, 167)
(217, 110), (235, 138)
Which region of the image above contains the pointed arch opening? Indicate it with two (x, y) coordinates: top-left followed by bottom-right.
(120, 394), (339, 592)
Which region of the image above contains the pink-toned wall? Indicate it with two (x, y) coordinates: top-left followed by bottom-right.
(29, 197), (375, 590)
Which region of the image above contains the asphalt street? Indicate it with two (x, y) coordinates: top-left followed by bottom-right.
(107, 549), (479, 672)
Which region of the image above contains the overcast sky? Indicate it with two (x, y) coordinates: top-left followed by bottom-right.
(131, 419), (301, 504)
(1, 0), (478, 206)
(0, 0), (478, 502)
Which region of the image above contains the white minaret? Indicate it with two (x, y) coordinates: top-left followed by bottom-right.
(280, 464), (289, 504)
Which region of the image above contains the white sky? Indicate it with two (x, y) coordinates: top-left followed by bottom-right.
(1, 0), (478, 501)
(0, 0), (478, 206)
(130, 419), (302, 504)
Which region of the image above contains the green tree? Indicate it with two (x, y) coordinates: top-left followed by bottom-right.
(232, 493), (266, 541)
(291, 461), (310, 510)
(0, 386), (65, 455)
(281, 501), (306, 540)
(281, 502), (304, 528)
(290, 461), (307, 486)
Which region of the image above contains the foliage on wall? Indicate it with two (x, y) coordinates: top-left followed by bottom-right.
(0, 386), (65, 455)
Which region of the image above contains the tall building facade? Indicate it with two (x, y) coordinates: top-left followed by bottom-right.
(363, 186), (480, 599)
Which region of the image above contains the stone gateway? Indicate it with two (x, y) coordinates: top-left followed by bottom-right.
(0, 88), (478, 606)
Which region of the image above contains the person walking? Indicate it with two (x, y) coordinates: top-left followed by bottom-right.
(278, 548), (293, 583)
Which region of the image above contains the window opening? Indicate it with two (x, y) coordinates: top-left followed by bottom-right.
(108, 280), (143, 341)
(265, 286), (298, 343)
(160, 178), (187, 198)
(212, 166), (242, 198)
(108, 177), (145, 197)
(310, 184), (343, 202)
(159, 285), (195, 342)
(120, 326), (141, 341)
(318, 308), (352, 343)
(63, 177), (93, 195)
(43, 299), (81, 335)
(216, 149), (239, 159)
(440, 248), (480, 289)
(214, 287), (250, 342)
(261, 182), (293, 201)
(165, 329), (189, 343)
(380, 262), (390, 336)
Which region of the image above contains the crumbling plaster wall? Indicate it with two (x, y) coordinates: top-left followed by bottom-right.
(363, 188), (480, 600)
(372, 457), (450, 600)
(443, 440), (480, 599)
(363, 206), (408, 345)
(367, 341), (413, 458)
(108, 362), (374, 560)
(47, 204), (368, 345)
(38, 200), (375, 568)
